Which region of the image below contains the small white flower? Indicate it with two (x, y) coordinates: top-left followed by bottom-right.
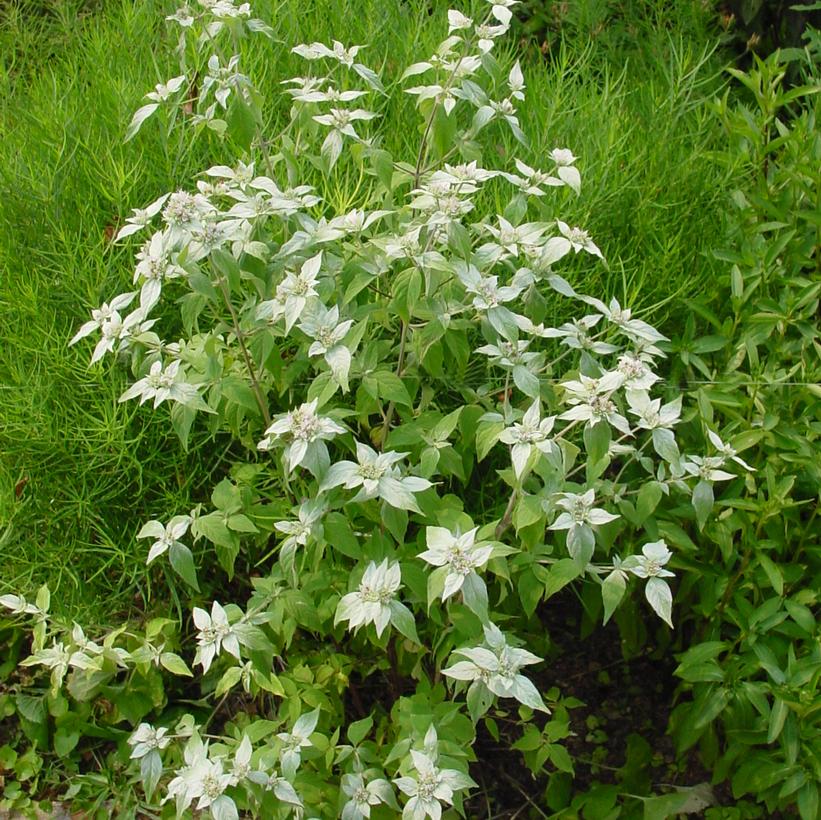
(128, 723), (171, 759)
(166, 5), (195, 27)
(559, 220), (602, 257)
(68, 292), (136, 346)
(481, 216), (547, 260)
(587, 297), (668, 346)
(342, 773), (394, 820)
(443, 623), (547, 712)
(501, 158), (562, 196)
(682, 455), (736, 483)
(395, 751), (474, 820)
(550, 489), (619, 530)
(615, 353), (659, 390)
(146, 75), (187, 104)
(274, 499), (324, 553)
(320, 443), (433, 512)
(88, 306), (154, 365)
(706, 429), (755, 471)
(487, 0), (519, 26)
(0, 594), (42, 617)
(137, 514), (192, 564)
(277, 709), (319, 778)
(118, 360), (202, 409)
(508, 61), (525, 100)
(475, 21), (509, 52)
(419, 527), (492, 600)
(257, 398), (346, 475)
(228, 736), (252, 785)
(115, 193), (170, 241)
(559, 372), (631, 435)
(454, 262), (522, 311)
(499, 401), (556, 479)
(549, 489), (618, 563)
(475, 339), (539, 369)
(192, 601), (240, 673)
(20, 641), (71, 690)
(622, 541), (675, 627)
(624, 540), (674, 579)
(246, 768), (303, 806)
(258, 252), (323, 333)
(447, 9), (473, 32)
(165, 738), (210, 813)
(335, 559), (402, 637)
(548, 147), (581, 192)
(627, 390), (681, 430)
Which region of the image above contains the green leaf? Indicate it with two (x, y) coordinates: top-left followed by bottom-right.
(693, 687), (730, 729)
(466, 681), (493, 723)
(195, 512), (234, 547)
(549, 744), (574, 774)
(376, 371), (412, 407)
(691, 335), (728, 354)
(168, 542), (200, 591)
(757, 553), (783, 596)
(645, 577), (673, 627)
(635, 482), (663, 524)
(692, 480), (714, 530)
(584, 422), (610, 465)
(54, 726), (80, 757)
(641, 791), (691, 820)
(212, 478), (240, 512)
(391, 268), (422, 322)
(370, 148), (393, 191)
(461, 573), (488, 620)
(215, 666), (243, 697)
(347, 715), (374, 746)
(210, 247), (242, 294)
(517, 570), (543, 617)
(601, 571), (626, 624)
(323, 513), (361, 559)
(170, 402), (197, 451)
(227, 93), (258, 152)
(160, 652), (193, 677)
(35, 585), (50, 613)
(513, 494), (543, 532)
(512, 365), (540, 398)
(652, 428), (680, 464)
(475, 420), (504, 461)
(427, 566), (448, 609)
(388, 601), (419, 644)
(544, 559), (583, 599)
(798, 782), (819, 820)
(227, 513), (259, 534)
(140, 750), (163, 799)
(767, 698), (788, 743)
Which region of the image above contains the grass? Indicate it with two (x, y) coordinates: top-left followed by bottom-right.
(0, 0), (734, 621)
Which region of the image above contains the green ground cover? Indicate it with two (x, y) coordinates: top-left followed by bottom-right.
(0, 0), (731, 620)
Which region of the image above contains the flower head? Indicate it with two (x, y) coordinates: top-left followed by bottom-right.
(137, 514), (192, 564)
(257, 399), (346, 475)
(335, 559), (402, 637)
(419, 526), (492, 601)
(192, 601), (240, 673)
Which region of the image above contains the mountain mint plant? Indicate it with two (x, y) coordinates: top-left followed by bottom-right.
(2, 0), (761, 816)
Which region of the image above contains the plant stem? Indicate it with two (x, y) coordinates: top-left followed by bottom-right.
(495, 489), (518, 539)
(216, 277), (271, 428)
(379, 320), (409, 448)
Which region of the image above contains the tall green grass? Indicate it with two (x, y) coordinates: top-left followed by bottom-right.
(0, 0), (733, 620)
